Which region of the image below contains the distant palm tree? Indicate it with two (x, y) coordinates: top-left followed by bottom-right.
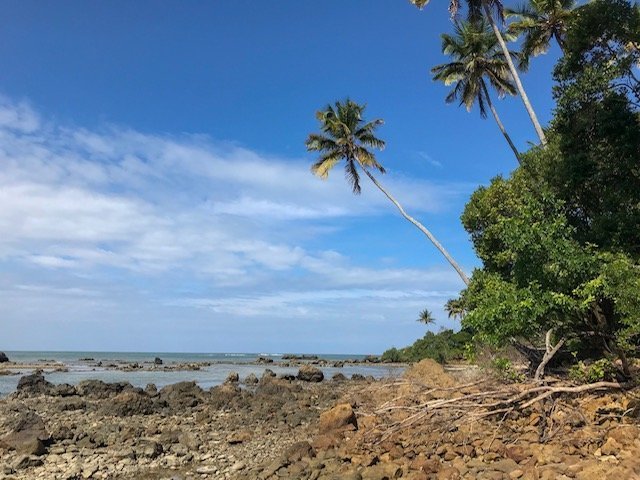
(417, 309), (436, 324)
(445, 298), (466, 320)
(506, 0), (575, 69)
(305, 99), (469, 285)
(410, 0), (548, 146)
(432, 19), (521, 162)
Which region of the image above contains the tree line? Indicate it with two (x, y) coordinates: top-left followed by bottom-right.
(305, 0), (640, 380)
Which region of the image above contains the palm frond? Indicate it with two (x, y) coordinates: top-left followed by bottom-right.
(311, 150), (342, 179)
(344, 159), (361, 195)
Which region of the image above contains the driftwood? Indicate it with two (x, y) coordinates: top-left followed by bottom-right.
(534, 329), (566, 381)
(367, 378), (631, 443)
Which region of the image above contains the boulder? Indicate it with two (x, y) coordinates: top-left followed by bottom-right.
(0, 352), (9, 363)
(332, 373), (347, 382)
(144, 383), (158, 396)
(154, 357), (163, 365)
(297, 364), (324, 382)
(0, 411), (50, 456)
(157, 381), (204, 410)
(319, 403), (358, 433)
(101, 390), (155, 416)
(225, 371), (240, 383)
(50, 383), (77, 397)
(77, 380), (135, 399)
(135, 439), (163, 459)
(403, 358), (456, 388)
(16, 372), (53, 395)
(243, 373), (259, 385)
(284, 441), (316, 462)
(210, 383), (241, 408)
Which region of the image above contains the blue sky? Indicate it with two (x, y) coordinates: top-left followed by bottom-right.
(0, 1), (562, 353)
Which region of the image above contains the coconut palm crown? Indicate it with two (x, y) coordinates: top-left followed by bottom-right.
(417, 309), (436, 324)
(409, 0), (548, 146)
(432, 20), (517, 117)
(433, 19), (521, 161)
(305, 99), (386, 195)
(506, 0), (575, 69)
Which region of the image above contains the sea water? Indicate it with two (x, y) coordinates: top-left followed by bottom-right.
(0, 351), (404, 396)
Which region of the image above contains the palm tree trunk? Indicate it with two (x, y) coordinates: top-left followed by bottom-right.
(483, 4), (548, 146)
(358, 163), (470, 286)
(481, 82), (521, 163)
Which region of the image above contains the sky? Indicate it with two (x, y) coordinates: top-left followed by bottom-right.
(0, 1), (563, 354)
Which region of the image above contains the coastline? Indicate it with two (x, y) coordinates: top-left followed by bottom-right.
(2, 360), (639, 479)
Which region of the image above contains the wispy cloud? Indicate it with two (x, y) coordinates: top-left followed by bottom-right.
(0, 96), (470, 352)
(417, 151), (443, 168)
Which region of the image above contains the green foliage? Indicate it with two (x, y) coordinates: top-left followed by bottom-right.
(568, 358), (617, 384)
(491, 357), (526, 383)
(417, 309), (435, 324)
(505, 0), (575, 69)
(381, 329), (474, 364)
(305, 99), (386, 194)
(455, 0), (640, 369)
(432, 19), (517, 117)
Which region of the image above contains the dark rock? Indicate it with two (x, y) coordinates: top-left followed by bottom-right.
(135, 439), (163, 459)
(210, 383), (241, 408)
(262, 368), (277, 379)
(225, 371), (239, 383)
(284, 441), (316, 462)
(154, 357), (163, 365)
(257, 356), (274, 364)
(102, 390), (154, 416)
(332, 373), (347, 382)
(16, 373), (53, 395)
(50, 383), (77, 397)
(297, 365), (324, 382)
(0, 352), (9, 363)
(13, 455), (44, 470)
(77, 380), (135, 399)
(157, 381), (204, 410)
(0, 411), (50, 456)
(256, 376), (297, 398)
(243, 373), (259, 385)
(144, 383), (158, 396)
(351, 373), (366, 381)
(279, 374), (296, 381)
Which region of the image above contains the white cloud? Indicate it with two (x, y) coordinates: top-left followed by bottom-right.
(0, 96), (471, 352)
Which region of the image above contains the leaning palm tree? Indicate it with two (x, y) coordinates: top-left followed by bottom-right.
(432, 19), (521, 162)
(410, 0), (548, 146)
(505, 0), (575, 69)
(305, 99), (469, 285)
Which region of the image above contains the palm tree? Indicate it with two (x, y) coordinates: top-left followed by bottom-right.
(305, 99), (470, 286)
(417, 309), (436, 324)
(410, 0), (548, 146)
(444, 298), (466, 320)
(505, 0), (575, 69)
(432, 19), (521, 162)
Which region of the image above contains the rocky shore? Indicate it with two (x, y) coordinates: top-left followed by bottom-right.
(1, 360), (639, 480)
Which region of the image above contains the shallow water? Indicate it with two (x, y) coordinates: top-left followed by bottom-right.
(0, 351), (404, 396)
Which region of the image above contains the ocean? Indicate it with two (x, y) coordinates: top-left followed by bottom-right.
(0, 351), (404, 396)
